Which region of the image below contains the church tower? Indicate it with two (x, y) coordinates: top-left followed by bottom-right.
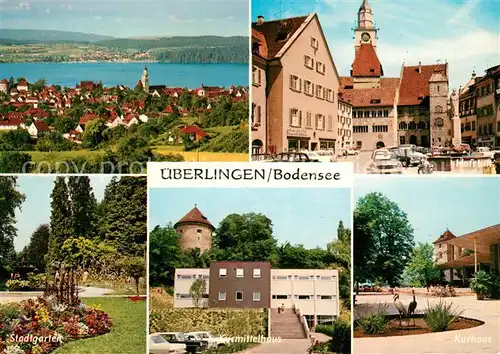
(141, 67), (149, 93)
(354, 0), (377, 51)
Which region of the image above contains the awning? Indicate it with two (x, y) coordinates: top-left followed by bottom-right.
(441, 224), (500, 254)
(437, 253), (490, 269)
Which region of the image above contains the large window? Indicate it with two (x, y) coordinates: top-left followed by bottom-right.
(289, 108), (302, 127)
(290, 75), (301, 92)
(252, 66), (261, 86)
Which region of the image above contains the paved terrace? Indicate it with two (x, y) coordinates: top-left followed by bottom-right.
(354, 293), (500, 354)
(236, 332), (330, 354)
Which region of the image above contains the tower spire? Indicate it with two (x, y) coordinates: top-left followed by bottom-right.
(358, 0), (374, 29)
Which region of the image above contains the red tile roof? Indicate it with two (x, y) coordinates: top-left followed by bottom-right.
(164, 105), (174, 113)
(339, 77), (399, 107)
(79, 113), (101, 125)
(252, 15), (309, 59)
(0, 118), (24, 126)
(174, 206), (214, 230)
(398, 64), (447, 106)
(182, 125), (209, 137)
(18, 80), (28, 86)
(33, 120), (50, 131)
(0, 78), (7, 84)
(352, 44), (383, 77)
(433, 229), (456, 244)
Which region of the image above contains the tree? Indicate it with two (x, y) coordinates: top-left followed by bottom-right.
(121, 256), (146, 297)
(212, 213), (279, 263)
(0, 152), (32, 173)
(23, 224), (50, 271)
(100, 177), (147, 256)
(115, 134), (154, 173)
(149, 225), (183, 287)
(189, 278), (207, 308)
(0, 177), (25, 270)
(401, 243), (441, 287)
(68, 176), (97, 238)
(353, 192), (415, 287)
(30, 79), (46, 93)
(81, 119), (107, 148)
(47, 177), (73, 266)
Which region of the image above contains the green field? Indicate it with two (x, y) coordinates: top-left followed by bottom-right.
(53, 297), (146, 354)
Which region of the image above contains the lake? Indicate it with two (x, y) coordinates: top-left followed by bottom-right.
(0, 62), (249, 89)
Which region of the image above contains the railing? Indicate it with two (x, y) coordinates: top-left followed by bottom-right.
(293, 304), (311, 342)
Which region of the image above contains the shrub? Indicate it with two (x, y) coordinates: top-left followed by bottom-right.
(357, 303), (388, 334)
(330, 319), (350, 354)
(315, 324), (333, 336)
(470, 270), (492, 299)
(424, 300), (464, 332)
(5, 279), (30, 291)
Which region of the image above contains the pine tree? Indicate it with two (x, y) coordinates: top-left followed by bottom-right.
(68, 176), (97, 238)
(100, 177), (147, 256)
(47, 177), (72, 266)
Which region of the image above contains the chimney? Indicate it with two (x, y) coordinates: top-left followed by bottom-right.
(471, 70), (476, 79)
(257, 15), (265, 25)
(418, 62), (422, 74)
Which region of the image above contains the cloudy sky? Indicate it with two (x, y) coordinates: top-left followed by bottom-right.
(0, 0), (249, 37)
(253, 0), (500, 90)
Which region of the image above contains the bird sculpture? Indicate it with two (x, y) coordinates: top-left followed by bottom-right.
(393, 293), (407, 326)
(407, 289), (418, 326)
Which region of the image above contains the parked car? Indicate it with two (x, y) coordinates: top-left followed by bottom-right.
(187, 332), (232, 348)
(474, 147), (495, 159)
(367, 149), (403, 174)
(149, 333), (186, 354)
(157, 332), (207, 354)
(346, 148), (359, 156)
(300, 150), (335, 162)
(251, 153), (276, 162)
(390, 148), (420, 167)
(275, 152), (320, 162)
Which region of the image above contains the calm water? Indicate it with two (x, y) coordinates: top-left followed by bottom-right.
(0, 62), (249, 89)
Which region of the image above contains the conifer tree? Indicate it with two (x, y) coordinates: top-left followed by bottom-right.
(68, 176), (97, 238)
(47, 177), (72, 266)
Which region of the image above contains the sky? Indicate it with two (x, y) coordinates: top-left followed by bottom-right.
(149, 188), (352, 249)
(12, 175), (113, 252)
(252, 0), (500, 90)
(0, 0), (249, 37)
(354, 176), (500, 245)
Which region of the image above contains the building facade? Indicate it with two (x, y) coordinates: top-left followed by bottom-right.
(208, 261), (272, 309)
(173, 262), (340, 327)
(173, 205), (215, 253)
(337, 96), (353, 150)
(459, 72), (479, 146)
(433, 230), (463, 282)
(251, 13), (341, 154)
(474, 75), (495, 147)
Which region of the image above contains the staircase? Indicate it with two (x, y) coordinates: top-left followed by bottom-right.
(270, 308), (307, 339)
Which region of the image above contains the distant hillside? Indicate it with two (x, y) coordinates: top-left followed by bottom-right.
(95, 36), (249, 51)
(0, 29), (115, 43)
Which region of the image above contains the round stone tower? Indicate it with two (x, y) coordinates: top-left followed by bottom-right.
(174, 205), (214, 253)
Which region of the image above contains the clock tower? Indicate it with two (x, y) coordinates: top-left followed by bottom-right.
(354, 0), (377, 51)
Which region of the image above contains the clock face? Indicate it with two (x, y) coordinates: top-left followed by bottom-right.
(361, 32), (371, 42)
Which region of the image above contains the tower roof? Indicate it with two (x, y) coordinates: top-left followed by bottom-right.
(433, 229), (456, 244)
(359, 0), (372, 12)
(174, 206), (215, 230)
(352, 43), (382, 77)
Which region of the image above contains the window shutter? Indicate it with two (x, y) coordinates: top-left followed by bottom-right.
(299, 78), (303, 92)
(299, 110), (302, 127)
(290, 75), (293, 89)
(290, 108), (293, 125)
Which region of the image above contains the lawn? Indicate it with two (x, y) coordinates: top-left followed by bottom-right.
(52, 297), (146, 354)
(153, 147), (248, 162)
(29, 150), (105, 164)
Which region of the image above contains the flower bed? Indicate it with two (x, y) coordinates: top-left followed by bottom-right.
(0, 296), (112, 353)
